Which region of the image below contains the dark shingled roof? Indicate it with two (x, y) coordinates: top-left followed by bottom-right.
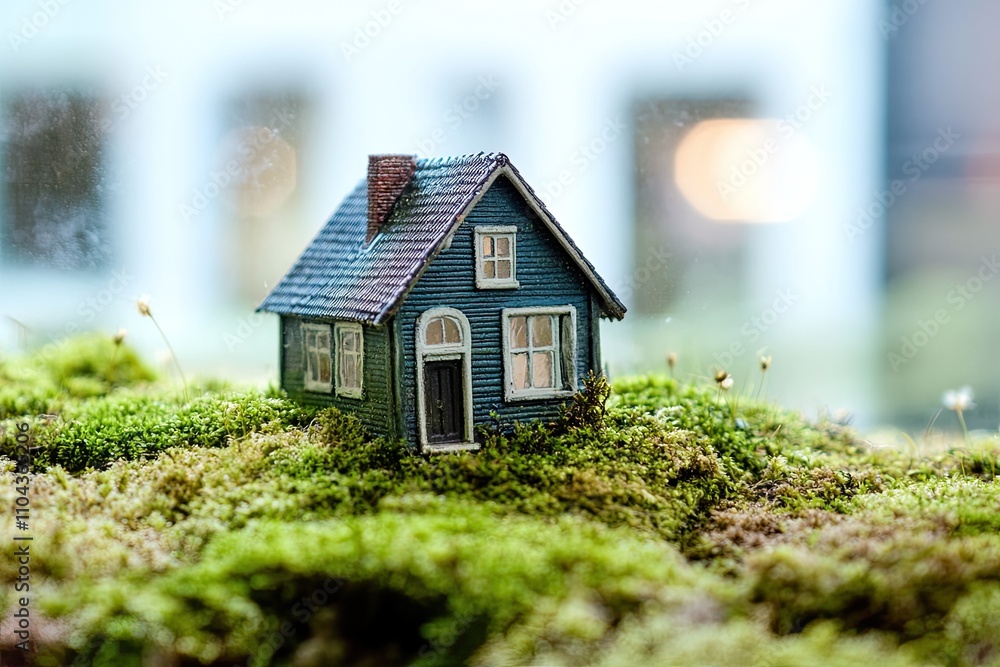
(258, 152), (626, 324)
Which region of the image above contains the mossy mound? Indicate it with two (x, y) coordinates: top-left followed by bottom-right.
(0, 334), (155, 418)
(1, 337), (1000, 666)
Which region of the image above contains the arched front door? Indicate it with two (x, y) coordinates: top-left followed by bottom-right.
(416, 307), (474, 449)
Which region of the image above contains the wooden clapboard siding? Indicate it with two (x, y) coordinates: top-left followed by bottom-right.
(590, 293), (603, 372)
(396, 175), (597, 444)
(280, 315), (398, 439)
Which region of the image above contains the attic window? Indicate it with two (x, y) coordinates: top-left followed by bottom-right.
(475, 226), (519, 289)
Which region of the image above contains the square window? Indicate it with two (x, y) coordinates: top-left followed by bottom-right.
(475, 226), (519, 289)
(502, 307), (577, 400)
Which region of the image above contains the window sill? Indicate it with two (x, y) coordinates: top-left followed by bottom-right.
(304, 383), (332, 393)
(423, 442), (481, 453)
(335, 388), (363, 399)
(505, 388), (576, 402)
(476, 278), (520, 290)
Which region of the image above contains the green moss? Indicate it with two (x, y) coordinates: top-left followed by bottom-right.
(852, 478), (1000, 535)
(0, 334), (155, 418)
(6, 338), (1000, 665)
(48, 505), (723, 666)
(1, 388), (318, 472)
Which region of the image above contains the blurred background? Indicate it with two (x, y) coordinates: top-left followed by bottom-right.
(0, 0), (996, 431)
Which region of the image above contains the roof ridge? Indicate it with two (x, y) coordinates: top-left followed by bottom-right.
(415, 151), (507, 168)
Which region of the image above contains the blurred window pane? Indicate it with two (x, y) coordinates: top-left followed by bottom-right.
(2, 89), (109, 270)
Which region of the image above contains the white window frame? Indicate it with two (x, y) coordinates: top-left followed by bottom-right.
(334, 322), (364, 398)
(474, 225), (519, 289)
(501, 305), (577, 401)
(301, 322), (333, 392)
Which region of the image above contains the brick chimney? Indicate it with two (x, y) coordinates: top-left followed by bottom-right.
(367, 154), (416, 243)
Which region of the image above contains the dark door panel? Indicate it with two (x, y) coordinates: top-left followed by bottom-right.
(424, 359), (464, 444)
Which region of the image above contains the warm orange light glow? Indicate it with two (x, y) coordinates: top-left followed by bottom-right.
(674, 118), (819, 223)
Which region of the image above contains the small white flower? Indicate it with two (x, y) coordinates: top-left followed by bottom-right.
(137, 295), (152, 317)
(721, 376), (734, 391)
(942, 386), (975, 412)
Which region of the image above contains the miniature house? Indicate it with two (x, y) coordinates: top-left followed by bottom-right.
(259, 153), (625, 451)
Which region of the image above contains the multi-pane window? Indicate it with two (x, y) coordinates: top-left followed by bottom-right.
(503, 307), (577, 400)
(335, 323), (364, 398)
(475, 226), (518, 288)
(424, 315), (463, 347)
(302, 323), (332, 391)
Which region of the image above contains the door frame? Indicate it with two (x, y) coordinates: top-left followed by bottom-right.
(415, 307), (476, 452)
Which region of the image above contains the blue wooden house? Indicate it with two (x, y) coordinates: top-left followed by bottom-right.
(259, 153), (626, 451)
